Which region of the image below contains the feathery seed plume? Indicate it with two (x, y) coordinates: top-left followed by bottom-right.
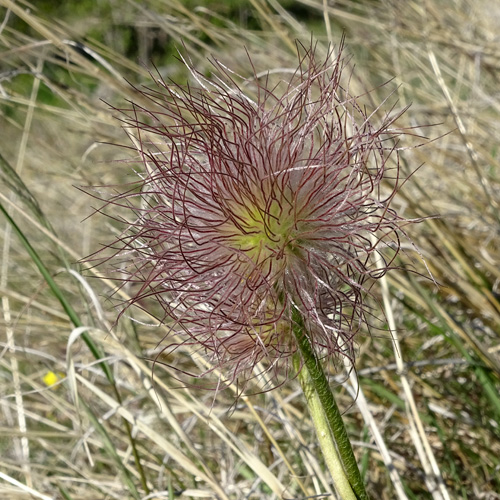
(94, 41), (408, 389)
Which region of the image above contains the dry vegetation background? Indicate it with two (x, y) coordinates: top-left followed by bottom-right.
(1, 0), (499, 499)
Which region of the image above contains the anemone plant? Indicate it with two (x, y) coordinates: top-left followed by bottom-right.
(90, 40), (412, 500)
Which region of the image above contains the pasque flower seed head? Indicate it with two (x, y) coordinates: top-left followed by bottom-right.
(94, 41), (409, 388)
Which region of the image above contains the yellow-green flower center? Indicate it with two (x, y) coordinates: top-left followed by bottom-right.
(228, 197), (299, 264)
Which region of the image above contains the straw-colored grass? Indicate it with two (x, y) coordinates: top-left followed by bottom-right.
(1, 0), (499, 499)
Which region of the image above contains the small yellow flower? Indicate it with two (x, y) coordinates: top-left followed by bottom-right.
(42, 371), (64, 388)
